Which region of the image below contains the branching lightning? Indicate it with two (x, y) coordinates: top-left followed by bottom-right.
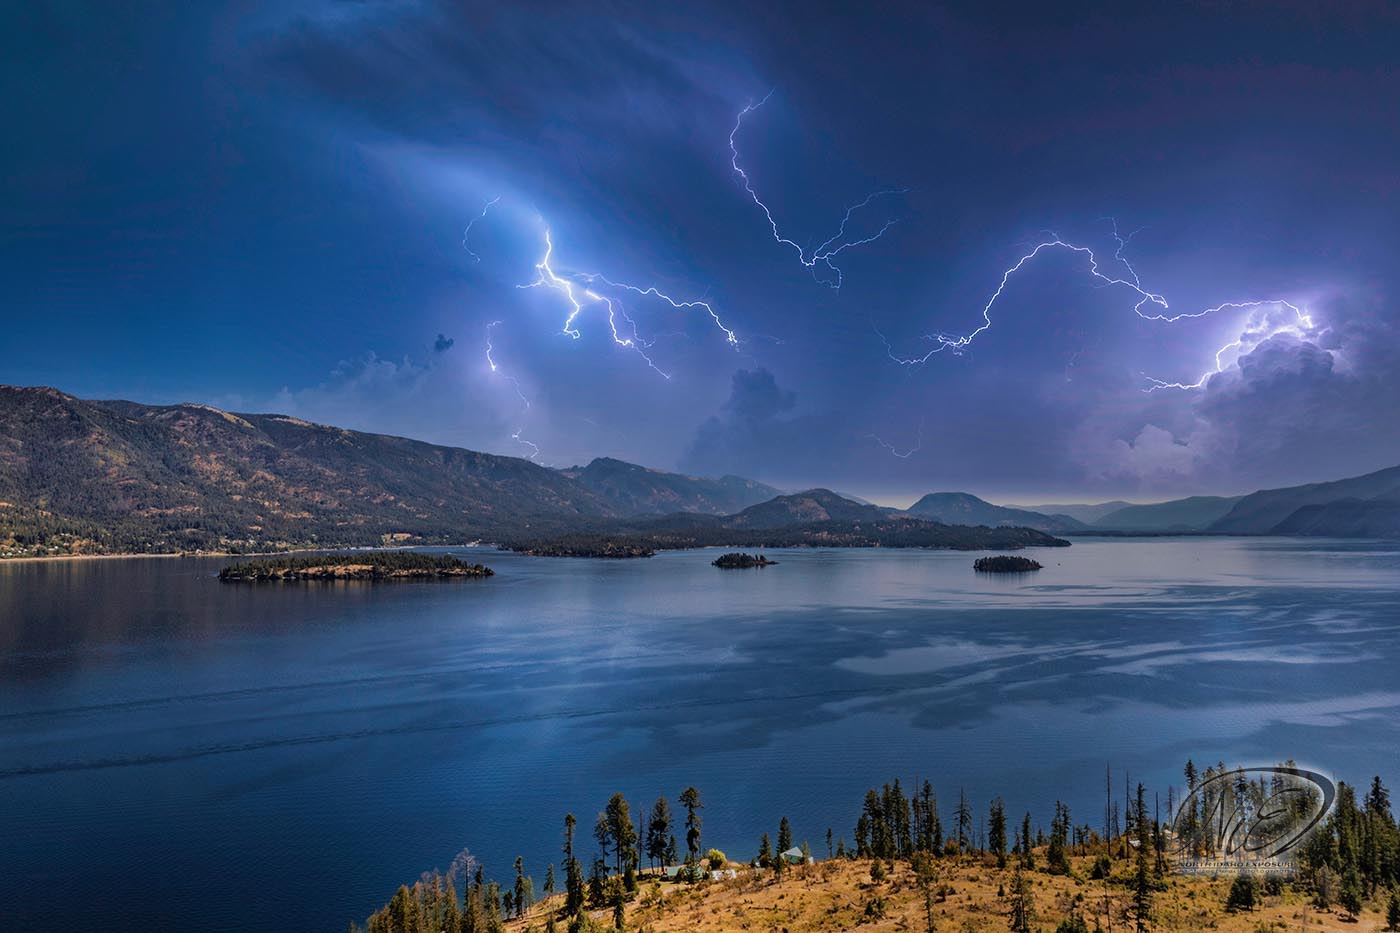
(518, 228), (671, 378)
(518, 223), (742, 379)
(484, 320), (540, 460)
(881, 222), (1314, 391)
(731, 91), (906, 289)
(1138, 300), (1317, 391)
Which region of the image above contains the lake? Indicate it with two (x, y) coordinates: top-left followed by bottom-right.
(3, 538), (1399, 931)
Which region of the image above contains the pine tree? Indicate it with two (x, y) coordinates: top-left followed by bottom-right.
(1021, 812), (1035, 868)
(989, 797), (1008, 869)
(956, 788), (973, 854)
(758, 832), (772, 867)
(1340, 864), (1364, 919)
(1226, 874), (1256, 912)
(587, 859), (606, 908)
(484, 881), (504, 933)
(1385, 889), (1400, 931)
(679, 787), (703, 864)
(1314, 865), (1335, 910)
(594, 812), (613, 874)
(1129, 783), (1153, 932)
(913, 852), (938, 933)
(887, 779), (913, 856)
(778, 816), (793, 854)
(564, 813), (585, 916)
(1007, 862), (1034, 933)
(913, 780), (941, 855)
(545, 863), (555, 897)
(1048, 802), (1071, 874)
(514, 857), (528, 919)
(602, 793), (637, 875)
(645, 796), (673, 870)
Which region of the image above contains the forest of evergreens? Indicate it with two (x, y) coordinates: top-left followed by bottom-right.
(350, 763), (1400, 933)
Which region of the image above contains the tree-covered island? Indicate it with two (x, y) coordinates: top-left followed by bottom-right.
(218, 552), (493, 581)
(712, 552), (776, 568)
(973, 555), (1043, 573)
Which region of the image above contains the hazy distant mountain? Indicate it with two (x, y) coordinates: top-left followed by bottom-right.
(0, 386), (619, 553)
(1093, 495), (1244, 532)
(1209, 464), (1400, 534)
(518, 489), (1069, 552)
(1011, 501), (1133, 524)
(907, 492), (1086, 533)
(559, 457), (780, 516)
(724, 488), (893, 528)
(1268, 497), (1400, 536)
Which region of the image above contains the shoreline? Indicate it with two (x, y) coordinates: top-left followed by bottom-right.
(0, 543), (489, 565)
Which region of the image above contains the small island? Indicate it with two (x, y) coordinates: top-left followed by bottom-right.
(218, 552), (493, 582)
(973, 555), (1042, 573)
(712, 552), (777, 569)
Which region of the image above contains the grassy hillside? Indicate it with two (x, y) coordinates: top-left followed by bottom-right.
(354, 766), (1400, 933)
(513, 855), (1392, 933)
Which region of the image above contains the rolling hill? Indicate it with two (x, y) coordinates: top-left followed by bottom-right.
(723, 488), (894, 528)
(906, 492), (1086, 533)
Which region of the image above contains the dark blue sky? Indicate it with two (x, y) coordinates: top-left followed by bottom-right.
(5, 1), (1400, 502)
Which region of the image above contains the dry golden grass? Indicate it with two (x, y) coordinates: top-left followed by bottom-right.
(509, 855), (1394, 933)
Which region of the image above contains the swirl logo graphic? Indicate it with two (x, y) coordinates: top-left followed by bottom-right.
(1170, 766), (1334, 876)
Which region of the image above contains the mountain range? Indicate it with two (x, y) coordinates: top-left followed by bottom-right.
(1, 385), (1397, 555)
(1004, 466), (1400, 536)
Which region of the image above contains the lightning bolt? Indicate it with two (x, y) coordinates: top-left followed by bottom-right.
(518, 228), (671, 377)
(869, 417), (924, 459)
(731, 91), (906, 289)
(518, 223), (742, 379)
(484, 320), (540, 460)
(881, 225), (1313, 391)
(1139, 301), (1317, 391)
(462, 196), (501, 263)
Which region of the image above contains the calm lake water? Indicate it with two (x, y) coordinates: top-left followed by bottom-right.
(3, 538), (1399, 931)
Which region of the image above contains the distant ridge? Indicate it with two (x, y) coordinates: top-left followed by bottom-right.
(905, 492), (1086, 534)
(1010, 501), (1133, 524)
(1209, 464), (1400, 535)
(1092, 495), (1243, 532)
(559, 457), (780, 516)
(725, 488), (894, 528)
